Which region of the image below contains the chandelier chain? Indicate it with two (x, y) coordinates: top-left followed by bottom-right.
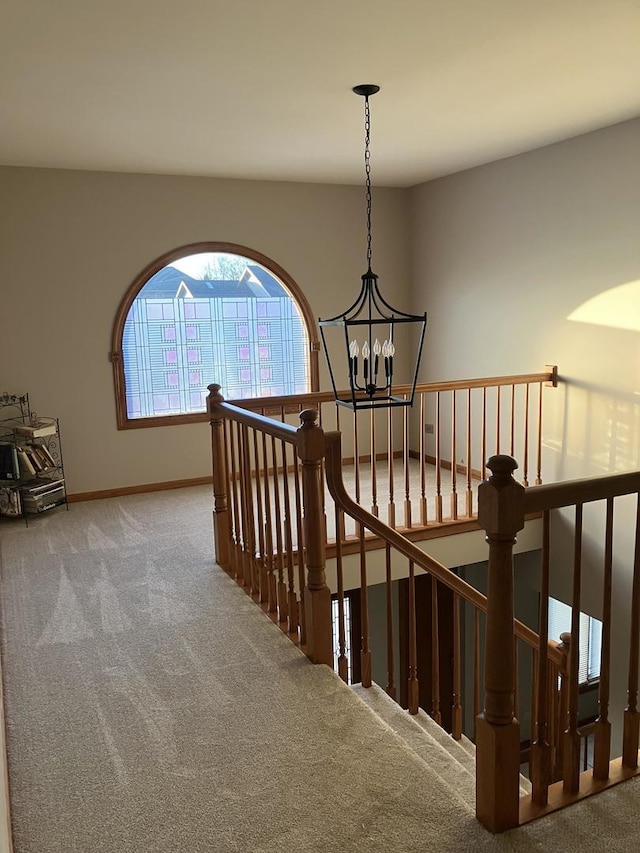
(364, 95), (373, 270)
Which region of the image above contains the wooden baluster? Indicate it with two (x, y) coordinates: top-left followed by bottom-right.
(435, 391), (443, 522)
(270, 435), (288, 623)
(335, 402), (346, 541)
(408, 560), (419, 714)
(228, 421), (242, 581)
(531, 647), (538, 768)
(293, 449), (306, 644)
(536, 382), (543, 485)
(554, 635), (571, 782)
(623, 493), (640, 768)
(509, 384), (515, 457)
(513, 641), (519, 721)
(531, 510), (552, 805)
(370, 408), (378, 517)
(317, 403), (328, 546)
(476, 454), (524, 833)
(359, 522), (372, 686)
(297, 409), (332, 666)
(431, 575), (442, 725)
(208, 384), (231, 570)
(223, 420), (238, 578)
(496, 386), (501, 454)
(593, 497), (614, 779)
(385, 543), (396, 700)
(420, 392), (428, 526)
(474, 609), (481, 743)
(450, 391), (458, 519)
(582, 731), (590, 772)
(522, 383), (530, 487)
(261, 432), (277, 614)
(465, 388), (473, 517)
(353, 411), (361, 505)
(281, 439), (299, 636)
(403, 402), (412, 528)
(235, 422), (250, 588)
(563, 504), (583, 794)
(335, 503), (348, 682)
(481, 387), (487, 479)
(387, 404), (396, 529)
(242, 425), (258, 596)
(452, 594), (462, 740)
(252, 428), (267, 603)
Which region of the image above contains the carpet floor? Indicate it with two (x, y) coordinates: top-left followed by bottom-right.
(1, 486), (639, 852)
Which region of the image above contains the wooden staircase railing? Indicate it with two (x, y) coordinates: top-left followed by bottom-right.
(512, 465), (640, 828)
(209, 386), (332, 664)
(213, 366), (557, 538)
(206, 369), (640, 833)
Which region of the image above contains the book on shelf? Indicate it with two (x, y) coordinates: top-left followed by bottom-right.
(20, 477), (65, 497)
(20, 478), (65, 513)
(25, 444), (52, 472)
(34, 442), (56, 468)
(14, 419), (57, 439)
(16, 448), (36, 477)
(0, 443), (20, 480)
(21, 445), (43, 473)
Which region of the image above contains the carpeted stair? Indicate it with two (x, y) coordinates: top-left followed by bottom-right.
(351, 683), (531, 812)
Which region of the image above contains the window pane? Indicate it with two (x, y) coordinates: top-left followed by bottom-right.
(121, 251), (311, 419)
(588, 618), (603, 681)
(548, 597), (601, 684)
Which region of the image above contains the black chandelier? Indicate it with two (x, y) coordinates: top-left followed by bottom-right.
(319, 84), (427, 411)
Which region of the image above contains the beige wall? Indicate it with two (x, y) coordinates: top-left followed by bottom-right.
(0, 167), (410, 494)
(410, 116), (640, 751)
(410, 117), (640, 483)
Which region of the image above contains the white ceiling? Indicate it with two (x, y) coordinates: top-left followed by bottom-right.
(1, 0), (639, 187)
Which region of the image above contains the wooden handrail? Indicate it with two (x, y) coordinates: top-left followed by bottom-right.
(323, 430), (563, 667)
(211, 397), (300, 444)
(224, 367), (558, 413)
(525, 471), (640, 513)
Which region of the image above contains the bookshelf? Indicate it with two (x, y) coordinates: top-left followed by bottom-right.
(0, 392), (67, 524)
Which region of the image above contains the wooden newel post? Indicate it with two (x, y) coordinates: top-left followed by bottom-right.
(297, 409), (332, 666)
(476, 454), (525, 833)
(208, 384), (230, 570)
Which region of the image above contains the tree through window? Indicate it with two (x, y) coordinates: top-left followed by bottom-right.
(111, 243), (319, 428)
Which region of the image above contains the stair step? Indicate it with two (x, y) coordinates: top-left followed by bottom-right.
(351, 683), (476, 810)
(409, 707), (478, 777)
(351, 683), (532, 801)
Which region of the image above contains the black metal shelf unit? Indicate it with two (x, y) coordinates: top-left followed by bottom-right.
(0, 392), (67, 524)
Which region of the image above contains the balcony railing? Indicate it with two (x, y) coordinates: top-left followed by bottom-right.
(207, 366), (640, 832)
(213, 366), (557, 543)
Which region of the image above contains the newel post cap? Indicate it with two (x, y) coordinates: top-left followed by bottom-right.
(207, 383), (224, 401)
(477, 454), (525, 536)
(207, 384), (225, 419)
(297, 409), (324, 462)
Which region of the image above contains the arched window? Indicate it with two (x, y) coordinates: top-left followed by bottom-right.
(111, 242), (319, 429)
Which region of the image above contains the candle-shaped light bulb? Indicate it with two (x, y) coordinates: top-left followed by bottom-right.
(373, 338), (381, 379)
(349, 339), (359, 378)
(382, 340), (390, 378)
(362, 340), (370, 380)
(388, 341), (395, 357)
